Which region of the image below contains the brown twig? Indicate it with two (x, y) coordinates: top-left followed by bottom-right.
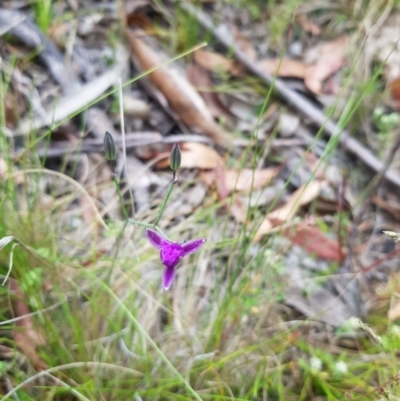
(29, 134), (314, 160)
(182, 3), (400, 188)
(26, 132), (212, 159)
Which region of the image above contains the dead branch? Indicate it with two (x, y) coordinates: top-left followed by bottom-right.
(182, 3), (400, 189)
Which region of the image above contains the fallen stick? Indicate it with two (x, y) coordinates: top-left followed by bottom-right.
(182, 3), (400, 188)
(29, 133), (310, 160)
(28, 132), (212, 159)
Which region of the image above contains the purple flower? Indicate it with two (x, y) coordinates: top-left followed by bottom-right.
(146, 229), (205, 290)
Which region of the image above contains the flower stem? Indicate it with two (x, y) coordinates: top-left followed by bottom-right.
(127, 218), (153, 228)
(155, 180), (175, 227)
(112, 176), (129, 220)
(127, 219), (169, 240)
(112, 166), (173, 241)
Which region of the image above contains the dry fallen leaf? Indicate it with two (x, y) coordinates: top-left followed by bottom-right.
(126, 13), (157, 33)
(11, 280), (47, 370)
(194, 49), (243, 75)
(257, 58), (306, 79)
(126, 30), (231, 146)
(284, 222), (345, 262)
(187, 63), (234, 120)
(200, 167), (279, 193)
(180, 143), (223, 169)
(390, 77), (400, 109)
(254, 218), (273, 235)
(304, 36), (349, 94)
(296, 14), (321, 35)
(252, 180), (344, 260)
(254, 180), (326, 240)
(157, 142), (223, 169)
(229, 196), (248, 223)
(268, 181), (326, 224)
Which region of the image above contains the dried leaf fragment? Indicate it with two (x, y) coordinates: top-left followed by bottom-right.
(304, 36), (349, 94)
(194, 49), (243, 75)
(200, 167), (279, 193)
(229, 196), (248, 223)
(257, 58), (306, 79)
(390, 77), (400, 103)
(268, 181), (326, 224)
(126, 30), (231, 146)
(284, 222), (345, 262)
(254, 180), (326, 240)
(187, 64), (233, 120)
(157, 142), (223, 169)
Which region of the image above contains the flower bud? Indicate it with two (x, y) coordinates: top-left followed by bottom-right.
(103, 131), (117, 161)
(169, 143), (181, 171)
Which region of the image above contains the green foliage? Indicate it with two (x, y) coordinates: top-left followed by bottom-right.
(373, 107), (400, 134)
(31, 0), (53, 33)
(20, 267), (44, 294)
(174, 5), (201, 52)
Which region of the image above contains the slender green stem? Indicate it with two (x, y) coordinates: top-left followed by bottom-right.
(112, 176), (129, 220)
(127, 218), (152, 228)
(112, 164), (173, 240)
(111, 218), (129, 262)
(154, 226), (169, 239)
(0, 56), (10, 167)
(155, 181), (175, 226)
(127, 219), (170, 240)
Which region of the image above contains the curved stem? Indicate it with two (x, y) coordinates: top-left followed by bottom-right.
(127, 219), (170, 241)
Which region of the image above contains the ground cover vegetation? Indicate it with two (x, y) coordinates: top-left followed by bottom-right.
(1, 0), (400, 400)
